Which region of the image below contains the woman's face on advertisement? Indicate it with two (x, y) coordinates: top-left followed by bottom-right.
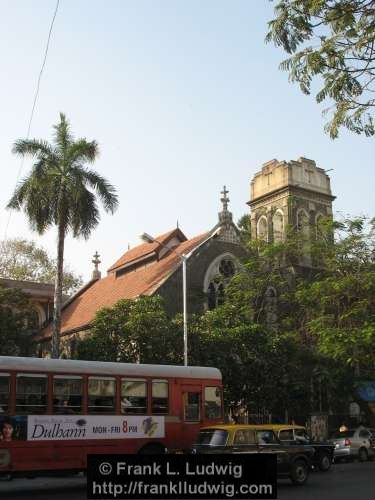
(2, 422), (13, 440)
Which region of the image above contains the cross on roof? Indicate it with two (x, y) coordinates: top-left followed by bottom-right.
(92, 251), (101, 270)
(221, 185), (229, 211)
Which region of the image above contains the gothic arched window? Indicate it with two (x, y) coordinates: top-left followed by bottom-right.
(315, 213), (325, 240)
(257, 216), (268, 242)
(273, 210), (284, 243)
(208, 283), (216, 310)
(217, 284), (225, 306)
(204, 255), (236, 310)
(297, 209), (311, 264)
(297, 209), (309, 236)
(219, 259), (235, 278)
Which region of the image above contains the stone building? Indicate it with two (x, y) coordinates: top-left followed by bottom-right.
(37, 188), (245, 357)
(0, 277), (54, 331)
(246, 157), (336, 329)
(248, 157), (335, 267)
(36, 157), (336, 356)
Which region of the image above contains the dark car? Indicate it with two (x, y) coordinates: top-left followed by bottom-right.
(191, 425), (314, 485)
(265, 424), (335, 471)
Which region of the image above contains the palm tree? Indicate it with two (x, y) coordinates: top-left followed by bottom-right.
(7, 113), (118, 358)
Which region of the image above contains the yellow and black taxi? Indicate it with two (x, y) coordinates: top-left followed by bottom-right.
(260, 424), (335, 471)
(191, 425), (315, 485)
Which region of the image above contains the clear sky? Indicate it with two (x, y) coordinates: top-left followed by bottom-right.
(0, 0), (374, 282)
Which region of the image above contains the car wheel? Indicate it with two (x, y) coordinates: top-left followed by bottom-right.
(358, 447), (368, 462)
(290, 459), (309, 485)
(318, 452), (332, 471)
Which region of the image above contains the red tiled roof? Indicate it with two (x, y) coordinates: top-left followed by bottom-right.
(39, 231), (208, 340)
(107, 228), (187, 272)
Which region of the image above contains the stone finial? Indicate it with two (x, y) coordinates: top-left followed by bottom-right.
(218, 185), (233, 226)
(221, 185), (229, 211)
(92, 251), (101, 280)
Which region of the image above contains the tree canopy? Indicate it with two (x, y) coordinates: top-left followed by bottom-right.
(75, 213), (375, 420)
(190, 215), (374, 417)
(0, 284), (34, 356)
(266, 0), (375, 138)
(76, 296), (180, 365)
(296, 215), (375, 376)
(0, 238), (83, 296)
(7, 113), (118, 358)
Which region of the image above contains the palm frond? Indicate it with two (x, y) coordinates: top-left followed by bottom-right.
(12, 139), (57, 160)
(9, 113), (118, 241)
(7, 180), (31, 210)
(7, 175), (54, 234)
(68, 185), (100, 239)
(53, 113), (73, 152)
(31, 159), (51, 179)
(68, 139), (99, 165)
(81, 168), (119, 213)
(8, 112), (118, 358)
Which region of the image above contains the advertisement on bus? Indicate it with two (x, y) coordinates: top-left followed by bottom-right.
(0, 415), (164, 441)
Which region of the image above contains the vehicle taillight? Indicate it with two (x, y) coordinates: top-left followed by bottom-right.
(344, 438), (351, 446)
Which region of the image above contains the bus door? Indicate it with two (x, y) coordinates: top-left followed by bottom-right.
(180, 385), (202, 448)
(182, 385), (202, 423)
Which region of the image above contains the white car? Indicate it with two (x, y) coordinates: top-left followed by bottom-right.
(330, 427), (375, 462)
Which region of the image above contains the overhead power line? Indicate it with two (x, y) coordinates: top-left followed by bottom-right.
(3, 0), (60, 240)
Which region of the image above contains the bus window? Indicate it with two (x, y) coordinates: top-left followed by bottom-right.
(16, 374), (47, 414)
(184, 392), (200, 422)
(204, 386), (222, 419)
(53, 376), (82, 414)
(152, 380), (168, 414)
(0, 373), (10, 414)
(121, 379), (147, 414)
(88, 377), (115, 414)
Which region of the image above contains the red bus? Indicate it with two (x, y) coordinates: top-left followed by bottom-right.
(0, 356), (223, 477)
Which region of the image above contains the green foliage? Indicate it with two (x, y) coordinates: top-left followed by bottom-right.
(0, 238), (83, 296)
(267, 1), (375, 137)
(76, 215), (374, 417)
(296, 216), (375, 375)
(7, 113), (118, 357)
(0, 285), (34, 356)
(195, 215), (375, 415)
(8, 113), (118, 238)
(76, 296), (180, 364)
(224, 235), (299, 326)
(237, 214), (252, 243)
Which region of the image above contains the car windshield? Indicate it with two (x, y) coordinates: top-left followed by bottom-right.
(330, 430), (355, 439)
(294, 429), (310, 442)
(256, 430), (278, 444)
(195, 429), (228, 446)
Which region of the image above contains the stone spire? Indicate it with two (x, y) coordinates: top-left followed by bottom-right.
(92, 251), (101, 280)
(218, 185), (233, 226)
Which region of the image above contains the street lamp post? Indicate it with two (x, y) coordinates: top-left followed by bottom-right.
(140, 232), (188, 366)
(181, 254), (188, 367)
(140, 228), (220, 367)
